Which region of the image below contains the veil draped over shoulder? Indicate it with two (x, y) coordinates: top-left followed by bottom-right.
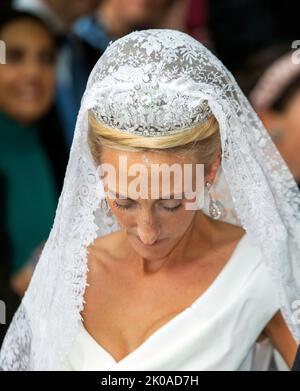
(1, 29), (300, 370)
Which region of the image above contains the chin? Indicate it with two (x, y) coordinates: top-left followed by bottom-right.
(14, 107), (48, 124)
(130, 238), (172, 259)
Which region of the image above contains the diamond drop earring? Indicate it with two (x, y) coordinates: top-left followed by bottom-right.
(206, 181), (224, 220)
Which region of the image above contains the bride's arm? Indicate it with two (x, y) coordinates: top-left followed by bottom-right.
(263, 310), (299, 369)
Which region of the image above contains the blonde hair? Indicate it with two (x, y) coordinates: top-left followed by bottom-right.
(88, 110), (221, 172)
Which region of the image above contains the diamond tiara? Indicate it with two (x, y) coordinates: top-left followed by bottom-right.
(90, 98), (213, 137)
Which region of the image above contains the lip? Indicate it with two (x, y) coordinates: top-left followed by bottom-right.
(18, 92), (42, 101)
(17, 86), (43, 101)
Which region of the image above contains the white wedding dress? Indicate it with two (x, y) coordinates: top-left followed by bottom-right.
(62, 232), (282, 371)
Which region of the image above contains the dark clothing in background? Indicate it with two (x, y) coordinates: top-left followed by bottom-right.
(0, 172), (20, 348)
(54, 33), (101, 147)
(0, 108), (68, 275)
(292, 345), (300, 371)
(209, 0), (300, 72)
(35, 105), (69, 195)
(6, 0), (102, 148)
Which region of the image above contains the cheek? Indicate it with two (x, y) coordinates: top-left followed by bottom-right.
(0, 67), (19, 98)
(109, 204), (137, 229)
(0, 68), (23, 116)
(283, 98), (300, 137)
(42, 68), (55, 89)
(156, 209), (195, 237)
(178, 211), (194, 227)
(36, 66), (56, 104)
(280, 113), (300, 156)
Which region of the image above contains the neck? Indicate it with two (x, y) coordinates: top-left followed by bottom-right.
(98, 1), (133, 39)
(0, 111), (33, 129)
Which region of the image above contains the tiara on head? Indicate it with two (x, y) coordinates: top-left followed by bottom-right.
(90, 81), (213, 137)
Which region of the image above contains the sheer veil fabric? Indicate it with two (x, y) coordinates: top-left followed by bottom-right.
(1, 29), (300, 370)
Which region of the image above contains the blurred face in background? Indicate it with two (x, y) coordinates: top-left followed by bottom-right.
(276, 90), (300, 181)
(259, 89), (300, 182)
(0, 18), (56, 125)
(103, 0), (171, 26)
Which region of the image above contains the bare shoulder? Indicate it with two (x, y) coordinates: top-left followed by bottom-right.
(211, 219), (246, 247)
(83, 231), (127, 313)
(87, 230), (126, 261)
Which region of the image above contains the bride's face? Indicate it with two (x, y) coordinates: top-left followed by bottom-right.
(99, 146), (212, 259)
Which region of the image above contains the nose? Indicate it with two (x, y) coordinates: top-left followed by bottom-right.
(22, 58), (43, 81)
(136, 214), (160, 245)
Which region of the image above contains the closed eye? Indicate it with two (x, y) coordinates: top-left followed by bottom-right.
(112, 200), (183, 212)
(161, 203), (183, 212)
(112, 200), (134, 210)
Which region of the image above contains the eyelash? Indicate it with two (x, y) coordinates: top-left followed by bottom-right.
(113, 201), (132, 210)
(162, 204), (183, 212)
(113, 201), (182, 212)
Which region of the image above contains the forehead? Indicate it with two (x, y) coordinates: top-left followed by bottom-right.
(100, 145), (195, 166)
(1, 20), (53, 46)
(99, 146), (204, 200)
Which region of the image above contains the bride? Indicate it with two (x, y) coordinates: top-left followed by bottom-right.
(1, 29), (300, 371)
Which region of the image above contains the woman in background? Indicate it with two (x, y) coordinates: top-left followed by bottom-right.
(245, 48), (300, 187)
(0, 10), (68, 296)
(73, 0), (176, 52)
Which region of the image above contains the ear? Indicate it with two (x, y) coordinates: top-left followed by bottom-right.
(206, 153), (221, 184)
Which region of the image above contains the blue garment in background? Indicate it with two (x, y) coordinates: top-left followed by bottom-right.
(56, 35), (89, 148)
(73, 13), (113, 53)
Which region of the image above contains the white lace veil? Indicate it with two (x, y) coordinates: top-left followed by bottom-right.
(1, 29), (300, 370)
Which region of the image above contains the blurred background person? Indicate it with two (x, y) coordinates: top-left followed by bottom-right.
(207, 0), (300, 185)
(159, 0), (210, 45)
(245, 47), (300, 187)
(207, 1), (300, 369)
(12, 0), (100, 147)
(185, 0), (209, 44)
(208, 0), (299, 74)
(0, 9), (68, 297)
(73, 0), (177, 52)
(74, 0), (212, 68)
(12, 0), (211, 147)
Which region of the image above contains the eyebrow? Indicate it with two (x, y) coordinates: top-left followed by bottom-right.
(107, 189), (184, 200)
